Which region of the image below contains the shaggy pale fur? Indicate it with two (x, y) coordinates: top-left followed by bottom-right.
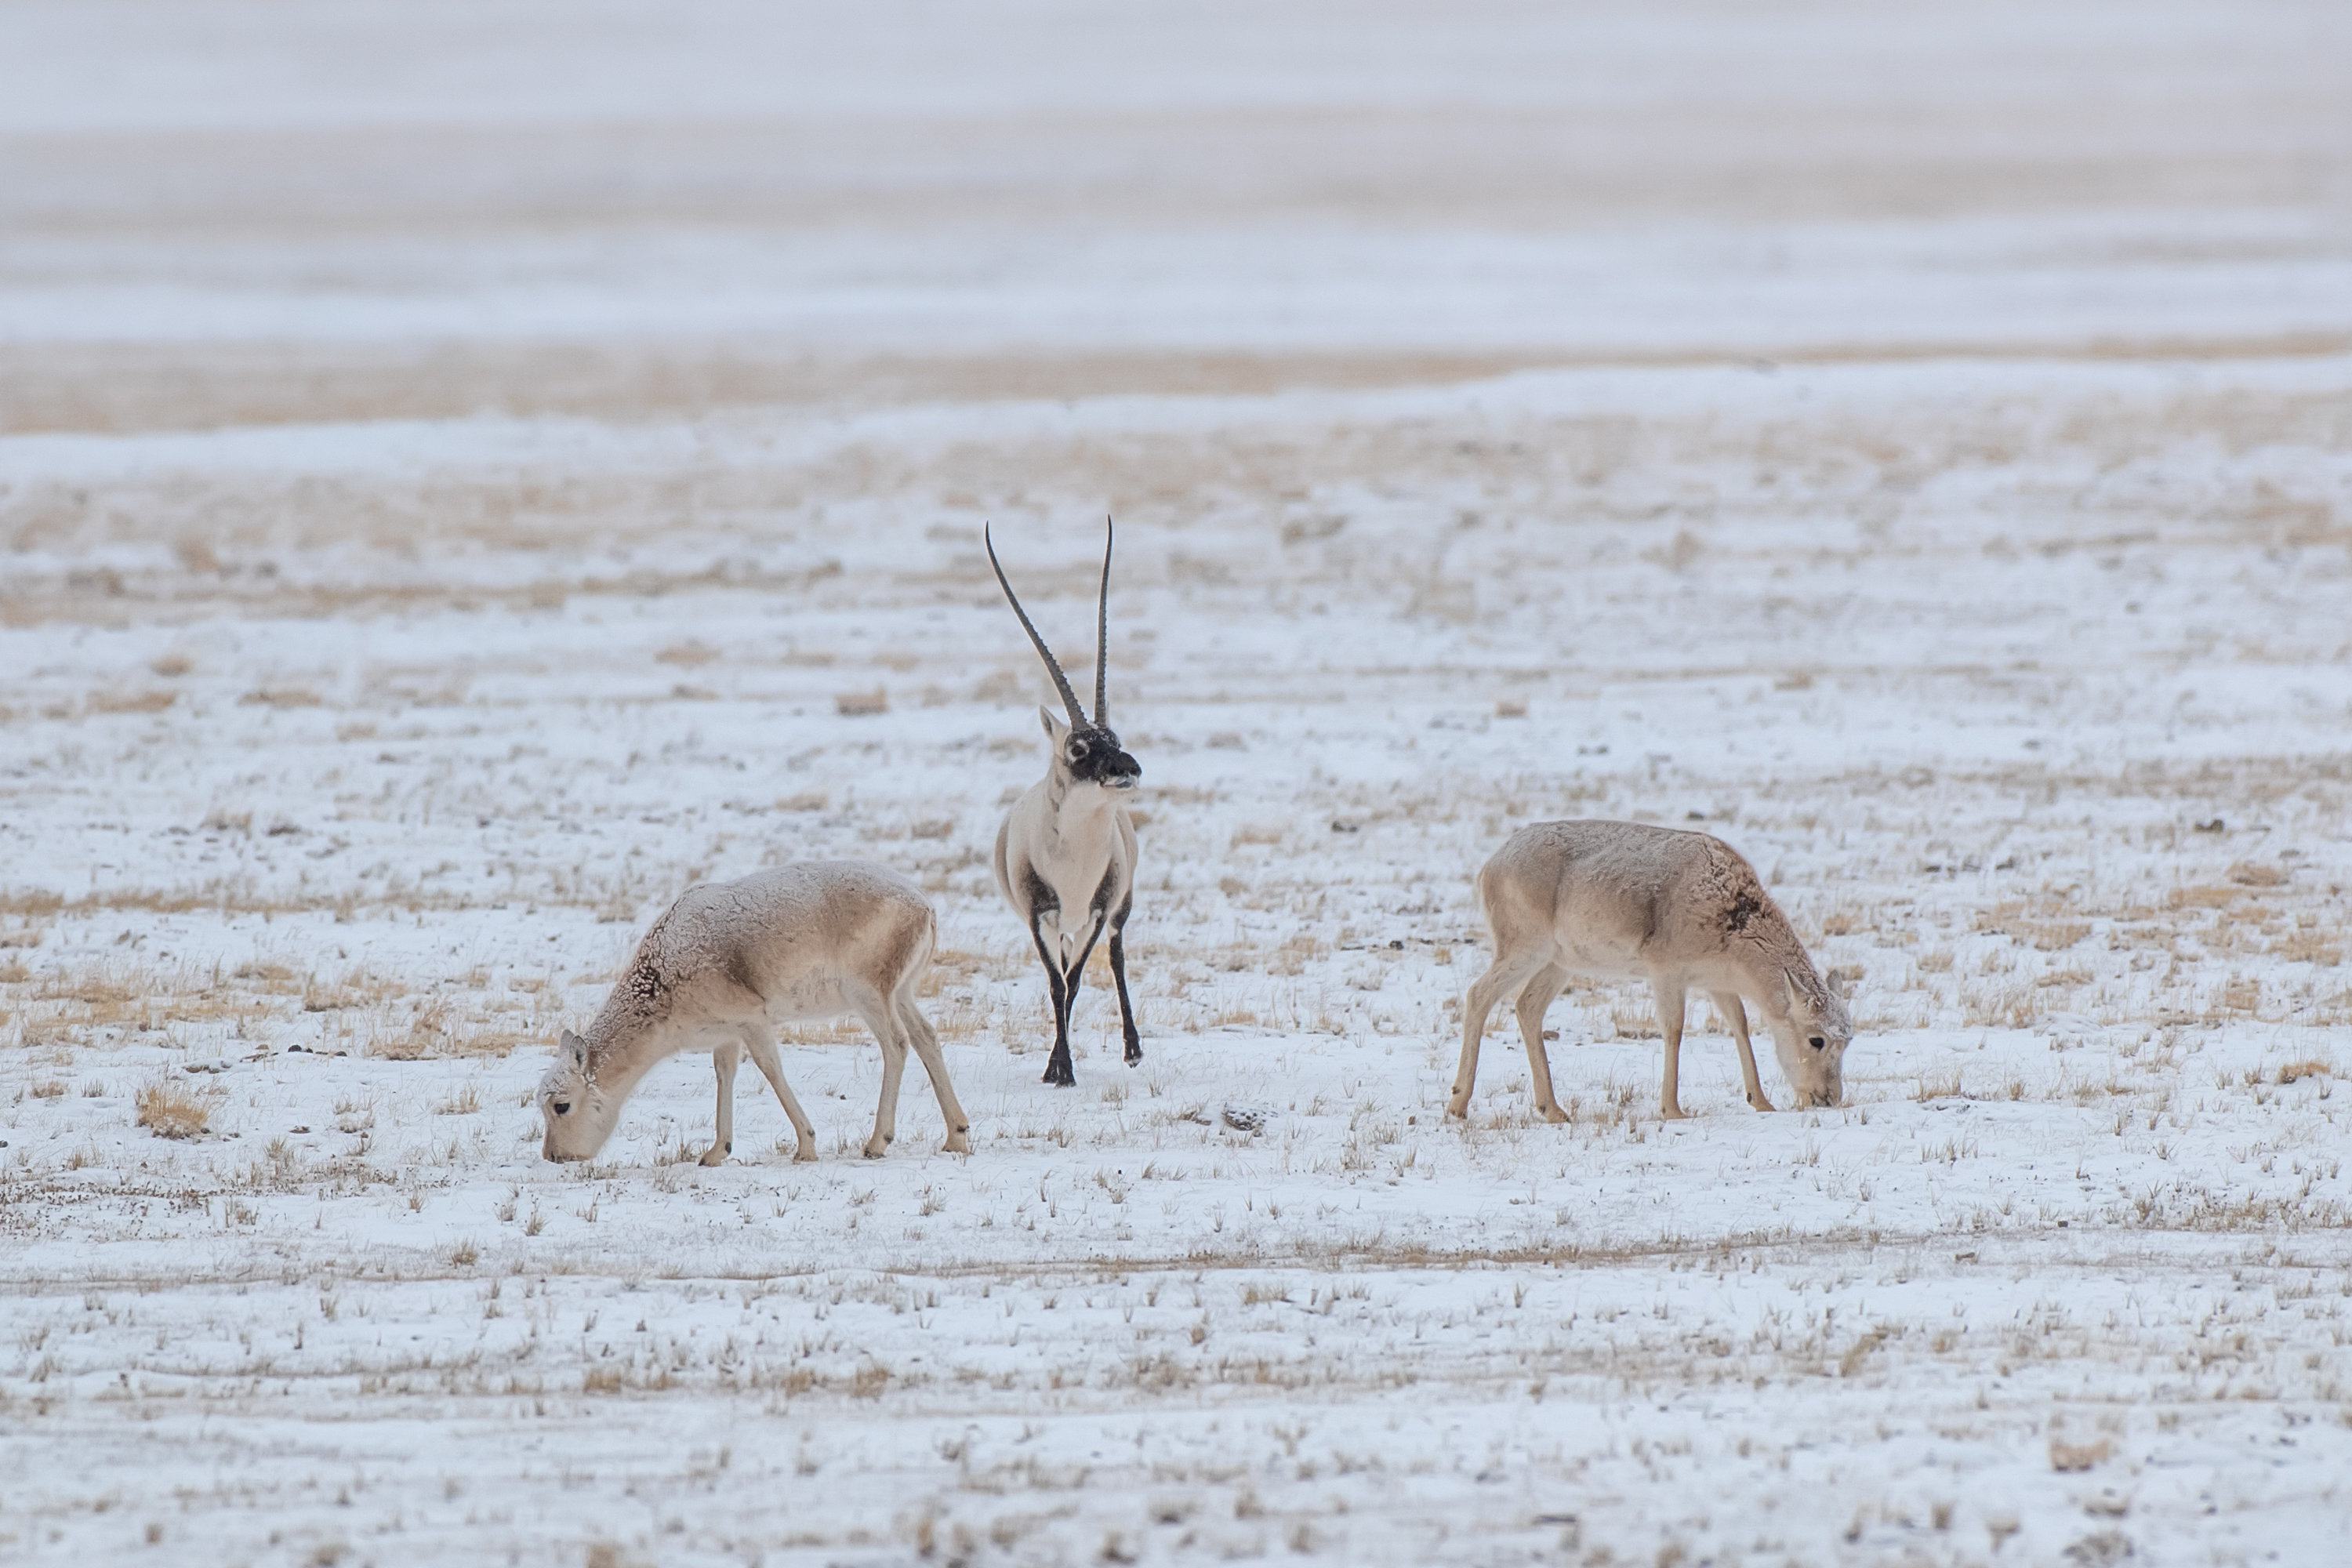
(538, 862), (967, 1165)
(1451, 821), (1853, 1122)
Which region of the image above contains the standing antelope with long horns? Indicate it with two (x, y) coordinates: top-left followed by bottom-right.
(985, 520), (1143, 1086)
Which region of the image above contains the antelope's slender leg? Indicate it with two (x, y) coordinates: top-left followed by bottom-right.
(1027, 915), (1076, 1087)
(1449, 946), (1552, 1118)
(897, 996), (971, 1154)
(739, 1025), (818, 1161)
(1513, 964), (1572, 1123)
(1655, 980), (1689, 1120)
(1053, 947), (1079, 1084)
(849, 982), (908, 1158)
(1712, 989), (1773, 1111)
(1047, 914), (1109, 1084)
(702, 1039), (741, 1166)
(1107, 901), (1142, 1065)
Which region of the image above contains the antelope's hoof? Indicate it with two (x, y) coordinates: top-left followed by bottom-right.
(792, 1142), (818, 1163)
(943, 1131), (971, 1156)
(698, 1146), (728, 1167)
(862, 1139), (889, 1160)
(1043, 1062), (1075, 1087)
(1661, 1105), (1689, 1121)
(1541, 1105), (1570, 1125)
(1443, 1098), (1470, 1120)
(1747, 1095), (1776, 1112)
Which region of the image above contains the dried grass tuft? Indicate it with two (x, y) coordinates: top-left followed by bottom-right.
(239, 687), (323, 709)
(1609, 1006), (1661, 1039)
(87, 689), (178, 715)
(2048, 1438), (2111, 1472)
(135, 1080), (209, 1139)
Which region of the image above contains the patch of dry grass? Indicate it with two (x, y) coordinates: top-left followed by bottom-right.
(231, 960), (303, 993)
(2048, 1438), (2112, 1472)
(368, 998), (532, 1060)
(918, 949), (1013, 1001)
(303, 967), (403, 1012)
(135, 1079), (210, 1139)
(239, 687), (324, 709)
(2272, 930), (2343, 967)
(0, 890), (67, 918)
(31, 961), (154, 1025)
(1972, 898), (2100, 953)
(2024, 921), (2092, 952)
(85, 689), (179, 715)
(1265, 933), (1320, 978)
(1961, 983), (2035, 1030)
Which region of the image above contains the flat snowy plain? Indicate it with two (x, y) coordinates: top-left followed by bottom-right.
(4, 3), (2351, 1565)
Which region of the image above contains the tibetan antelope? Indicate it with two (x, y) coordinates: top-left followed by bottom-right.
(1450, 821), (1852, 1123)
(985, 520), (1142, 1087)
(537, 863), (970, 1164)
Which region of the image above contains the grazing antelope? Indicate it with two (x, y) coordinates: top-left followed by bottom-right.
(1450, 821), (1852, 1123)
(985, 520), (1142, 1087)
(537, 863), (969, 1164)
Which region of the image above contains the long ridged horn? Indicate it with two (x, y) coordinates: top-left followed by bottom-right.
(1094, 517), (1113, 730)
(984, 524), (1088, 727)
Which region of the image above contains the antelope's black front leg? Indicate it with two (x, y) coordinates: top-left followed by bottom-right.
(1026, 914), (1076, 1087)
(1108, 899), (1142, 1065)
(1020, 869), (1078, 1087)
(1051, 915), (1115, 1088)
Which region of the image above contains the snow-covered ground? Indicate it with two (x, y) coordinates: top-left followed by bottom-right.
(5, 4), (2352, 1565)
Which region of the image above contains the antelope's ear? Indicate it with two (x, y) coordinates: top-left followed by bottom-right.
(560, 1029), (586, 1065)
(1038, 706), (1069, 744)
(1783, 971), (1805, 1014)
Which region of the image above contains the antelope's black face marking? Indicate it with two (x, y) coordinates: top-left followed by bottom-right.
(1066, 727), (1141, 791)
